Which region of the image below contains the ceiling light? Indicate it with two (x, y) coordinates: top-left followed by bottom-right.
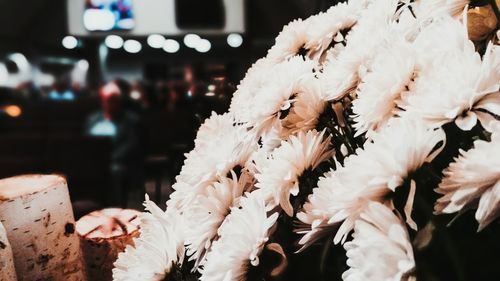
(195, 39), (211, 53)
(163, 39), (180, 53)
(123, 39), (142, 53)
(105, 35), (124, 49)
(183, 34), (200, 48)
(62, 36), (78, 49)
(77, 59), (89, 71)
(147, 34), (165, 49)
(227, 33), (243, 48)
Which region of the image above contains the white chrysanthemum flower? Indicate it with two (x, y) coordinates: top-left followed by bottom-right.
(402, 37), (500, 132)
(435, 130), (500, 231)
(298, 119), (445, 246)
(305, 0), (367, 62)
(194, 112), (237, 149)
(233, 56), (318, 133)
(247, 121), (284, 176)
(230, 57), (275, 120)
(320, 0), (400, 101)
(411, 15), (469, 55)
(281, 74), (328, 136)
(170, 113), (257, 210)
(343, 202), (416, 281)
(255, 129), (334, 216)
(199, 192), (279, 281)
(267, 18), (312, 63)
(113, 196), (184, 281)
(184, 174), (245, 267)
(267, 0), (369, 64)
(353, 38), (416, 136)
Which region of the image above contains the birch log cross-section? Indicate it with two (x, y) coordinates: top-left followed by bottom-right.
(0, 174), (86, 281)
(0, 222), (17, 281)
(76, 208), (141, 281)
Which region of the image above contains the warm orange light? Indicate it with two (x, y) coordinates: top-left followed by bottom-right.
(4, 105), (22, 118)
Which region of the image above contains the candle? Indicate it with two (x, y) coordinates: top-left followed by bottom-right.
(0, 222), (17, 280)
(76, 208), (141, 281)
(0, 174), (86, 281)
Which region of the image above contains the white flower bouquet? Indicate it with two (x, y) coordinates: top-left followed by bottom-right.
(113, 0), (499, 280)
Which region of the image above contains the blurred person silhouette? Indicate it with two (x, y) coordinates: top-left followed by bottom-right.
(181, 64), (209, 125)
(114, 78), (145, 113)
(213, 76), (235, 111)
(85, 81), (144, 207)
(166, 82), (180, 112)
(129, 80), (151, 111)
(183, 64), (206, 99)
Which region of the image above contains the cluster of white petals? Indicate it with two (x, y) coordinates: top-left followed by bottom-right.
(112, 0), (500, 280)
(267, 19), (312, 63)
(113, 196), (185, 281)
(353, 38), (416, 136)
(402, 22), (500, 132)
(229, 58), (275, 120)
(320, 0), (401, 101)
(280, 74), (328, 137)
(267, 0), (370, 64)
(343, 202), (416, 281)
(255, 129), (334, 216)
(184, 174), (245, 267)
(230, 56), (318, 133)
(199, 192), (279, 281)
(304, 0), (368, 62)
(169, 112), (257, 210)
(298, 119), (445, 245)
(435, 129), (500, 231)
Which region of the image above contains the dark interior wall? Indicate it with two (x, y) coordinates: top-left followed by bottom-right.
(0, 0), (344, 86)
(0, 0), (343, 51)
(0, 0), (66, 52)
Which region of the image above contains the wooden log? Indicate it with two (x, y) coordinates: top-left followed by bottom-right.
(0, 222), (17, 281)
(0, 174), (86, 281)
(76, 208), (141, 281)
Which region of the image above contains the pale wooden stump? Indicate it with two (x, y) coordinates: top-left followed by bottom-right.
(76, 208), (140, 281)
(0, 174), (86, 281)
(0, 222), (17, 281)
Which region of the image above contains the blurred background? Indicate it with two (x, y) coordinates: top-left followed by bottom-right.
(0, 0), (341, 216)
